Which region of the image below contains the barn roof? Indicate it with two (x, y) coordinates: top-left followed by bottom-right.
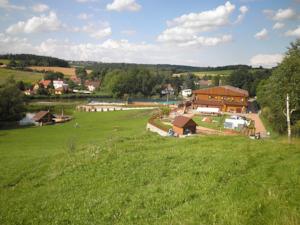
(173, 116), (197, 128)
(193, 85), (249, 97)
(32, 111), (51, 122)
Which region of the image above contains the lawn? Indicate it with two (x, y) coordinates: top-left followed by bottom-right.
(0, 68), (44, 84)
(193, 114), (227, 130)
(0, 110), (300, 225)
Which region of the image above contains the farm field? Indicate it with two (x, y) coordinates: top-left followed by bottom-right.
(0, 68), (44, 84)
(0, 110), (300, 225)
(193, 70), (233, 77)
(29, 66), (92, 76)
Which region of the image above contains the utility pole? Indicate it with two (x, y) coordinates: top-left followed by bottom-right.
(284, 93), (296, 144)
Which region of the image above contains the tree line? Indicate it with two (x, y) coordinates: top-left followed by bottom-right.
(256, 40), (300, 136)
(0, 54), (69, 67)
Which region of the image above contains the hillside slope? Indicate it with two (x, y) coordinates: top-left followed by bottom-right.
(0, 68), (43, 84)
(0, 110), (299, 225)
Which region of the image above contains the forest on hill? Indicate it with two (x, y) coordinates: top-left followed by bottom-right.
(0, 54), (69, 67)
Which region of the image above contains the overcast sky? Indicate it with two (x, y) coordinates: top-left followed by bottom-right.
(0, 0), (300, 67)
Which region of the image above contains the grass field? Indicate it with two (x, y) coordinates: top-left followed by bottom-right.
(193, 115), (227, 130)
(0, 59), (10, 65)
(0, 68), (44, 84)
(29, 66), (92, 76)
(0, 110), (300, 225)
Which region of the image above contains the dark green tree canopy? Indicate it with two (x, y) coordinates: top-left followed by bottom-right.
(0, 77), (26, 122)
(257, 39), (300, 134)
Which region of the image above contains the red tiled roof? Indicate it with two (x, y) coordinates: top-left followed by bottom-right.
(193, 85), (249, 97)
(39, 80), (52, 87)
(173, 116), (197, 128)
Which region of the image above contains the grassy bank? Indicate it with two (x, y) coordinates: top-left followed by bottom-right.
(0, 68), (43, 84)
(0, 110), (300, 225)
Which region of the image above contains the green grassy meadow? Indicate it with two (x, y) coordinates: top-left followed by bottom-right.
(0, 68), (44, 84)
(1, 110), (300, 225)
(0, 59), (11, 65)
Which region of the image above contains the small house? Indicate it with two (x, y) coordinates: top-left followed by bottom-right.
(85, 80), (100, 92)
(53, 80), (68, 90)
(55, 87), (64, 95)
(161, 84), (175, 95)
(39, 80), (52, 88)
(181, 89), (192, 97)
(173, 116), (198, 135)
(32, 111), (55, 126)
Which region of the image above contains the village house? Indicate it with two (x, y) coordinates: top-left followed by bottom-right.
(85, 80), (100, 92)
(161, 84), (175, 95)
(181, 89), (192, 98)
(192, 85), (249, 113)
(40, 80), (52, 88)
(173, 116), (197, 135)
(54, 87), (65, 95)
(53, 80), (68, 90)
(32, 111), (55, 126)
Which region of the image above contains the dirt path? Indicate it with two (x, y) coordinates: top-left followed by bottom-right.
(196, 126), (238, 136)
(245, 113), (268, 137)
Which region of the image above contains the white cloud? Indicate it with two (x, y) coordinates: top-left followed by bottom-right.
(6, 12), (61, 34)
(235, 5), (249, 24)
(0, 33), (233, 66)
(78, 13), (92, 20)
(32, 3), (49, 13)
(250, 54), (283, 67)
(0, 0), (25, 10)
(106, 0), (141, 12)
(121, 29), (136, 36)
(76, 0), (96, 3)
(273, 22), (284, 30)
(158, 1), (237, 47)
(263, 8), (296, 21)
(72, 23), (112, 39)
(90, 27), (112, 39)
(254, 28), (268, 40)
(285, 26), (300, 37)
(177, 35), (233, 47)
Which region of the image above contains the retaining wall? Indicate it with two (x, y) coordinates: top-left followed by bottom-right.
(146, 123), (168, 137)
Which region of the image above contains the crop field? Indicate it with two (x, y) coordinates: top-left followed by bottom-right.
(0, 110), (300, 225)
(28, 66), (92, 76)
(193, 70), (234, 77)
(0, 68), (44, 84)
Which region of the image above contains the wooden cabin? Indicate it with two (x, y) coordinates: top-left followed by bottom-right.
(173, 116), (197, 135)
(32, 111), (55, 126)
(192, 85), (249, 113)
